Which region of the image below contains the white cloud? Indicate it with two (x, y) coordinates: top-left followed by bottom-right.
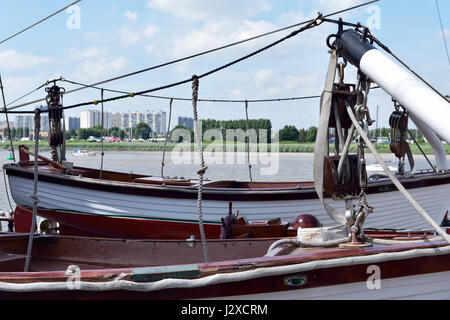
(143, 25), (158, 37)
(68, 47), (107, 60)
(314, 0), (362, 12)
(119, 24), (158, 47)
(147, 0), (271, 20)
(124, 10), (138, 22)
(277, 9), (310, 26)
(2, 76), (37, 96)
(74, 57), (129, 80)
(84, 32), (100, 41)
(170, 19), (275, 57)
(281, 73), (321, 92)
(226, 88), (244, 99)
(437, 29), (450, 38)
(254, 69), (273, 87)
(0, 50), (54, 71)
(119, 26), (141, 47)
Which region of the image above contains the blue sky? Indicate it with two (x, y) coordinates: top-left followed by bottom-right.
(0, 0), (448, 130)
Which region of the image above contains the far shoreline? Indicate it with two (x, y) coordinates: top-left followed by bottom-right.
(1, 140), (450, 155)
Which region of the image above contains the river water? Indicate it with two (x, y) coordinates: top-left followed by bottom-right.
(0, 149), (446, 230)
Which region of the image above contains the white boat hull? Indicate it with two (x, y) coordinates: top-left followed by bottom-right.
(213, 270), (450, 300)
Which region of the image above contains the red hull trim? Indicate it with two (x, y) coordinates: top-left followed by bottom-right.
(14, 206), (222, 240)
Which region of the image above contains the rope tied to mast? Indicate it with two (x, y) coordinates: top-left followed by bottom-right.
(0, 75), (15, 161)
(244, 101), (253, 188)
(100, 89), (104, 179)
(24, 108), (41, 272)
(191, 75), (209, 263)
(161, 98), (173, 179)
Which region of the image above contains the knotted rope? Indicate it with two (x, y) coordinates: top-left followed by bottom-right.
(24, 108), (41, 272)
(192, 75), (209, 263)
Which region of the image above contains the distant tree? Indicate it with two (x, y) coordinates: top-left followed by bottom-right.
(78, 129), (89, 140)
(279, 125), (299, 141)
(109, 126), (120, 137)
(134, 122), (152, 140)
(199, 118), (272, 143)
(69, 128), (77, 139)
(298, 128), (307, 142)
(306, 126), (318, 143)
(118, 129), (125, 141)
(78, 126), (103, 140)
(16, 127), (24, 139)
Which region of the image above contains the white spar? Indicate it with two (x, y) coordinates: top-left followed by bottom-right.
(359, 49), (450, 167)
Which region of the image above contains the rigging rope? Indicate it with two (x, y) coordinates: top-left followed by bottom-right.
(24, 109), (41, 272)
(345, 100), (450, 244)
(0, 14), (324, 115)
(191, 75), (209, 263)
(0, 76), (15, 161)
(64, 15), (323, 111)
(161, 99), (173, 179)
(435, 0), (450, 69)
(100, 89), (104, 179)
(0, 0), (82, 46)
(5, 79), (57, 108)
(407, 130), (435, 171)
(244, 101), (253, 187)
(61, 77), (322, 104)
(5, 0), (380, 112)
(61, 95), (66, 162)
(2, 169), (13, 213)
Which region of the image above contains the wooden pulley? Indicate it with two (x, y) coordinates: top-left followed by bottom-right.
(390, 140), (409, 158)
(323, 154), (360, 196)
(389, 111), (408, 130)
(389, 110), (409, 158)
(325, 83), (357, 129)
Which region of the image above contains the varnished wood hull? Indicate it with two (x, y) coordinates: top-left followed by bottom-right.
(0, 233), (448, 300)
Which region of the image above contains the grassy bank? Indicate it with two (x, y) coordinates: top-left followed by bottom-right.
(1, 140), (449, 154)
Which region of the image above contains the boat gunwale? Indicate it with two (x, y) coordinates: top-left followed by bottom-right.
(4, 162), (450, 197)
(3, 163), (319, 195)
(0, 237), (447, 283)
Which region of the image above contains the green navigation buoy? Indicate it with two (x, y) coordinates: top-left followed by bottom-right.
(6, 152), (14, 161)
